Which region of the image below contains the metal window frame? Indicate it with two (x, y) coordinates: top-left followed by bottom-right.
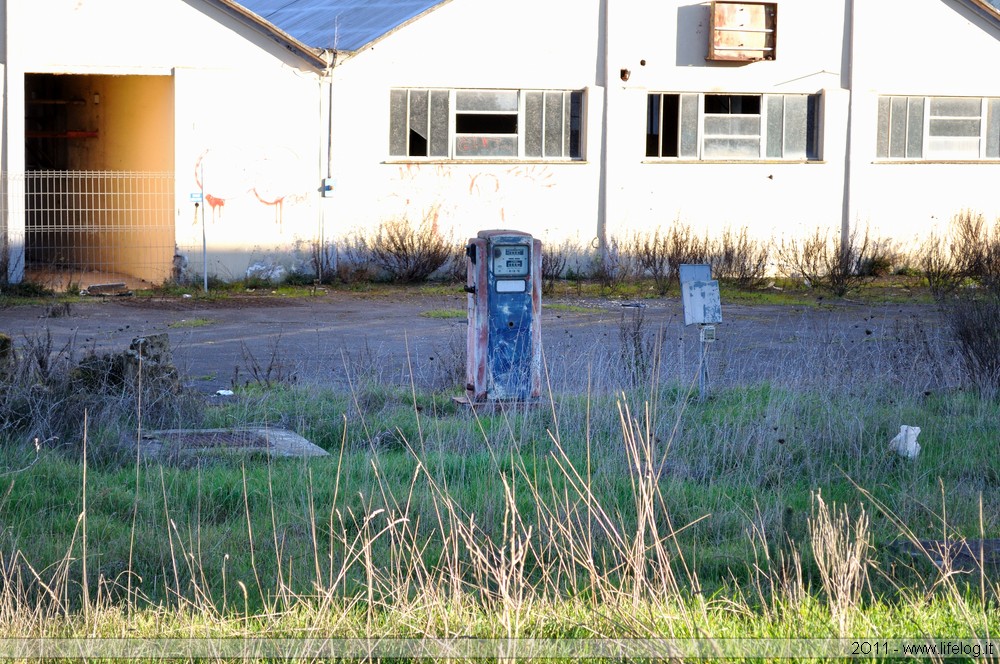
(647, 91), (820, 161)
(698, 93), (766, 160)
(925, 96), (987, 160)
(878, 95), (1000, 161)
(391, 87), (585, 161)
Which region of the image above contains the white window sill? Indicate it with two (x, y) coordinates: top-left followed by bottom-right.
(383, 159), (588, 165)
(872, 159), (1000, 165)
(641, 159), (826, 165)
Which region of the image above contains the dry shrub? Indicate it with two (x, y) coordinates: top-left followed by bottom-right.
(443, 242), (468, 283)
(920, 211), (1000, 297)
(0, 332), (200, 458)
(949, 292), (1000, 394)
(665, 225), (711, 280)
(918, 212), (1000, 392)
(356, 214), (453, 283)
(310, 239), (338, 285)
(338, 234), (379, 284)
(936, 212), (1000, 392)
(710, 227), (769, 289)
(618, 305), (664, 389)
(777, 226), (882, 296)
(632, 224), (710, 295)
(593, 235), (634, 291)
(541, 241), (571, 296)
(919, 232), (962, 297)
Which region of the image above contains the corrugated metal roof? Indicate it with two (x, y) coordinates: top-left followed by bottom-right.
(967, 0), (1000, 24)
(235, 0), (445, 51)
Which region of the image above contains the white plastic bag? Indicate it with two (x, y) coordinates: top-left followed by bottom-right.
(889, 425), (921, 459)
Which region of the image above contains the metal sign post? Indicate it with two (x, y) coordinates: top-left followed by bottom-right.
(200, 162), (208, 293)
(679, 264), (722, 400)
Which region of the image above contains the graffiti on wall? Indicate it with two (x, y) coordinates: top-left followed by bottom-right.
(385, 163), (556, 232)
(193, 147), (310, 229)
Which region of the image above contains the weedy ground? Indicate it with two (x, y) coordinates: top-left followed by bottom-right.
(0, 282), (998, 663)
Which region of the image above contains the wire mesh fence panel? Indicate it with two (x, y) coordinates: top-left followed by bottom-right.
(20, 171), (175, 288)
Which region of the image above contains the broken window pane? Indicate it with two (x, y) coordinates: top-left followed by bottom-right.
(569, 91), (583, 158)
(408, 89), (429, 156)
(806, 94), (820, 159)
(646, 94), (661, 157)
(390, 87), (583, 161)
(704, 94), (761, 114)
(456, 114), (517, 134)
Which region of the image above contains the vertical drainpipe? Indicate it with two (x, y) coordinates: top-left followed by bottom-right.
(841, 0), (856, 250)
(596, 0), (610, 268)
(319, 50), (336, 277)
(1, 0), (21, 284)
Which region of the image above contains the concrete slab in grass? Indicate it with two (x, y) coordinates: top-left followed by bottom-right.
(140, 428), (329, 461)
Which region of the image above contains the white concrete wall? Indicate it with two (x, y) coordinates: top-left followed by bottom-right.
(328, 0), (1000, 261)
(325, 0), (604, 249)
(604, 0), (850, 245)
(3, 0), (326, 280)
(325, 0), (855, 256)
(848, 0), (1000, 248)
(4, 0), (1000, 282)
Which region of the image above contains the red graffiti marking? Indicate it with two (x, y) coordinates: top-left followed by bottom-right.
(205, 194), (226, 222)
(468, 173), (500, 196)
(506, 165), (555, 188)
(253, 189), (286, 227)
(193, 154), (227, 222)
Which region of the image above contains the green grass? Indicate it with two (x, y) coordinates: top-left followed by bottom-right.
(166, 317), (215, 328)
(2, 377), (998, 645)
(419, 308), (466, 319)
(544, 303), (597, 313)
(2, 286), (1000, 655)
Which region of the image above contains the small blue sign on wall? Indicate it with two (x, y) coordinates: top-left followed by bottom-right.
(189, 192), (204, 202)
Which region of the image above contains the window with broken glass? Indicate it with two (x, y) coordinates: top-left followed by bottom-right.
(877, 96), (1000, 161)
(645, 92), (821, 160)
(389, 88), (583, 160)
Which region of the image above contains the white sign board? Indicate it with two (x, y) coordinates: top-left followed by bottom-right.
(679, 264), (712, 285)
(682, 279), (722, 326)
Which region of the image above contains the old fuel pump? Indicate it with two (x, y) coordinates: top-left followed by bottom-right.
(463, 230), (542, 404)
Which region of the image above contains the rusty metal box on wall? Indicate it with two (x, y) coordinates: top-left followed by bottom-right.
(707, 1), (778, 62)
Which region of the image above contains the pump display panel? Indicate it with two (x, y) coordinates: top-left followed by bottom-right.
(492, 245), (530, 277)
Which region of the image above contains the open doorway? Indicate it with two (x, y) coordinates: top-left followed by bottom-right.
(24, 73), (175, 289)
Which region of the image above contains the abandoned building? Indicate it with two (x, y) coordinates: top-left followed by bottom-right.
(2, 0), (999, 286)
